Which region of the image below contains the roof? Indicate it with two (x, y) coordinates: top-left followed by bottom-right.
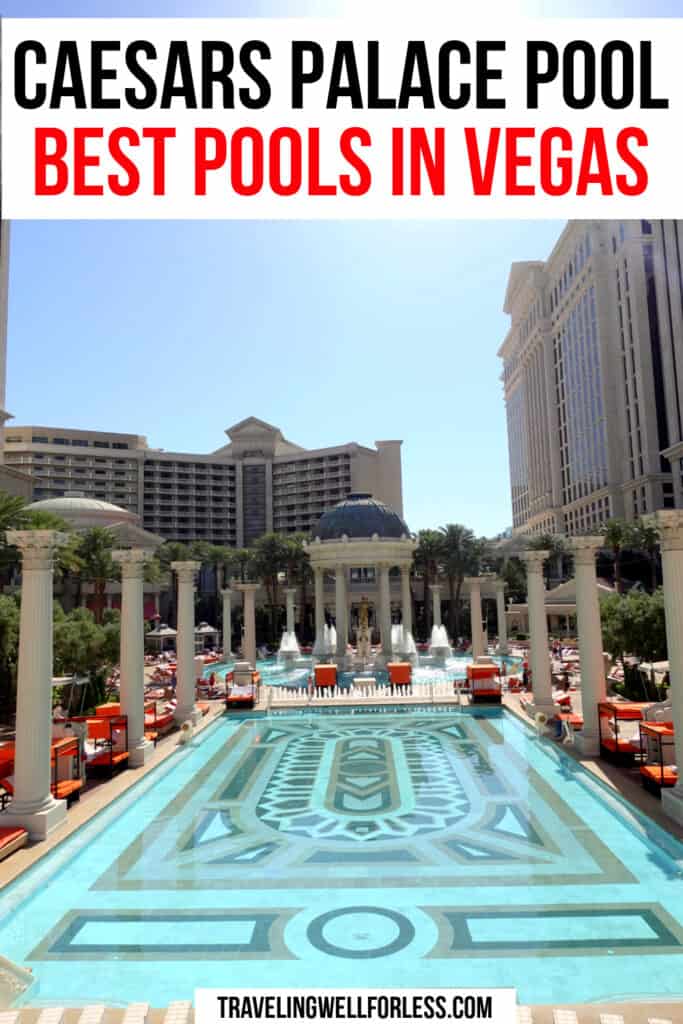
(26, 494), (138, 527)
(312, 493), (410, 541)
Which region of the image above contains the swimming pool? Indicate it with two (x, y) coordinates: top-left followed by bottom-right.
(2, 706), (683, 1008)
(208, 655), (523, 690)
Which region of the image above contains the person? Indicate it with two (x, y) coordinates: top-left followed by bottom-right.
(522, 661), (530, 691)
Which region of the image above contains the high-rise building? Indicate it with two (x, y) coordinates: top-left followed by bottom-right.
(4, 417), (404, 546)
(0, 221), (31, 498)
(499, 220), (683, 536)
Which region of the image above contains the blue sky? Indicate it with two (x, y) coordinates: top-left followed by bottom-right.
(3, 0), (679, 537)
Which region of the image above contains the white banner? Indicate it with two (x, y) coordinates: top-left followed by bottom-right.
(195, 989), (517, 1024)
(1, 17), (681, 218)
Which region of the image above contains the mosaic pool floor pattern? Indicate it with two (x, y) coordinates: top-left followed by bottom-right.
(2, 708), (683, 1007)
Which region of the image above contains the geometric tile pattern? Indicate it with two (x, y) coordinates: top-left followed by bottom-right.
(94, 714), (634, 892)
(8, 706), (683, 1009)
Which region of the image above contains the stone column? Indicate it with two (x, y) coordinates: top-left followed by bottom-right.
(465, 577), (485, 658)
(2, 531), (68, 839)
(312, 566), (326, 657)
(335, 565), (348, 663)
(567, 536), (606, 757)
(378, 563), (393, 662)
(235, 583), (259, 670)
(430, 584), (442, 629)
(495, 579), (508, 655)
(221, 588), (233, 657)
(521, 551), (555, 715)
(401, 565), (413, 636)
(284, 587), (296, 636)
(171, 561), (200, 725)
(112, 548), (153, 768)
(656, 512), (683, 824)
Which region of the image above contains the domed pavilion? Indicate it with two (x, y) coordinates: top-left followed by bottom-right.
(305, 493), (415, 667)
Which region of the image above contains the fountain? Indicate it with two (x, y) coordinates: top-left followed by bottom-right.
(429, 624), (452, 665)
(277, 629), (301, 669)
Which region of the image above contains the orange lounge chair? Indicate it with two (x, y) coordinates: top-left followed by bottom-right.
(467, 664), (502, 704)
(387, 663), (412, 686)
(0, 826), (28, 862)
(86, 715), (129, 777)
(640, 763), (678, 792)
(314, 664), (337, 689)
(225, 684), (255, 709)
(95, 702), (122, 718)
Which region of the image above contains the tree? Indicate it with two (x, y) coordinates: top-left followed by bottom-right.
(600, 589), (668, 700)
(283, 534), (313, 641)
(0, 595), (20, 721)
(76, 528), (118, 624)
(53, 606), (120, 712)
(251, 533), (290, 641)
(526, 533), (567, 587)
(227, 548), (256, 583)
(413, 529), (444, 638)
(439, 524), (481, 640)
(157, 541), (192, 627)
(603, 518), (632, 595)
(630, 517), (660, 592)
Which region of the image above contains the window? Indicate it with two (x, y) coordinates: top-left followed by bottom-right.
(94, 441), (110, 449)
(53, 438), (69, 445)
(71, 439), (88, 447)
(31, 436), (48, 443)
(112, 442), (129, 449)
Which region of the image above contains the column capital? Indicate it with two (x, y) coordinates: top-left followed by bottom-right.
(7, 530), (68, 570)
(221, 587), (232, 598)
(429, 582), (442, 594)
(494, 578), (507, 593)
(657, 511), (683, 551)
(171, 560), (200, 583)
(520, 550), (550, 572)
(377, 562), (391, 573)
(567, 535), (605, 565)
(234, 582), (259, 594)
(112, 548), (152, 578)
(464, 576), (482, 588)
(283, 587), (297, 597)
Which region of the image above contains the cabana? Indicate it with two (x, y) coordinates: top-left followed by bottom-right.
(145, 624), (178, 653)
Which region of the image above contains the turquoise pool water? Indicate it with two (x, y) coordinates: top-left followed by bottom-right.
(2, 707), (683, 1007)
(208, 655), (523, 689)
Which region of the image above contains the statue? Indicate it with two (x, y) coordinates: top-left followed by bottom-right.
(355, 596), (372, 662)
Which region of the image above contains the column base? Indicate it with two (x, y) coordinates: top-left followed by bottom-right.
(129, 738), (154, 768)
(662, 785), (683, 826)
(528, 700), (556, 719)
(574, 731), (600, 757)
(1, 796), (67, 840)
(174, 705), (199, 726)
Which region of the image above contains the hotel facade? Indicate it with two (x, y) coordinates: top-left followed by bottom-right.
(3, 417), (404, 547)
(499, 219), (683, 536)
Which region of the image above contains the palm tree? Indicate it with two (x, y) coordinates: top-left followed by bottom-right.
(156, 541), (192, 627)
(76, 527), (118, 624)
(413, 529), (444, 638)
(630, 517), (660, 592)
(227, 547), (256, 583)
(202, 543), (234, 624)
(283, 534), (312, 641)
(527, 532), (566, 588)
(439, 524), (481, 639)
(251, 533), (290, 641)
(603, 519), (632, 595)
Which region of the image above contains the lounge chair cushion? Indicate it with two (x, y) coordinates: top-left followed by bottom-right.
(0, 826), (27, 849)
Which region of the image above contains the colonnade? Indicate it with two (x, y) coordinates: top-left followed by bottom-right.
(310, 563), (414, 664)
(7, 513), (683, 839)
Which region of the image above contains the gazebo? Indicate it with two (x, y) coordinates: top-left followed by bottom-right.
(304, 493), (415, 667)
(145, 624), (177, 652)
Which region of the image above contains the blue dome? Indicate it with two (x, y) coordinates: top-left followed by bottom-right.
(313, 493), (410, 541)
